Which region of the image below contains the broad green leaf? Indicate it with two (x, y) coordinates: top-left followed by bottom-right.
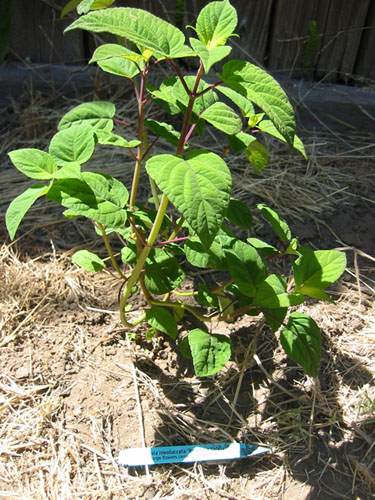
(6, 184), (49, 240)
(188, 328), (232, 377)
(46, 172), (128, 228)
(247, 237), (278, 257)
(189, 38), (231, 73)
(146, 151), (232, 250)
(219, 60), (296, 147)
(179, 336), (193, 359)
(253, 274), (305, 308)
(146, 306), (178, 339)
(257, 204), (291, 243)
(226, 198), (252, 229)
(257, 119), (306, 158)
(195, 0), (237, 49)
(8, 149), (58, 180)
(225, 240), (267, 297)
(71, 249), (105, 272)
(200, 101), (242, 134)
(280, 312), (321, 376)
(58, 101), (115, 132)
(148, 78), (181, 115)
(144, 119), (181, 147)
(65, 7), (189, 59)
(90, 44), (141, 78)
(217, 86), (255, 117)
(60, 0), (81, 18)
(49, 124), (95, 166)
(53, 162), (82, 179)
(227, 132), (256, 154)
(263, 307), (287, 333)
(244, 140), (269, 173)
(196, 284), (219, 308)
(120, 241), (137, 264)
(185, 237), (228, 270)
(77, 0), (114, 15)
(95, 130), (141, 148)
(145, 249), (185, 295)
(293, 248), (347, 300)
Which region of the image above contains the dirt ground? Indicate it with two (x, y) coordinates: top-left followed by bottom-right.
(0, 90), (375, 499)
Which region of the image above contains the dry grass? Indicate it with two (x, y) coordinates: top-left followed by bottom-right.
(0, 84), (374, 499)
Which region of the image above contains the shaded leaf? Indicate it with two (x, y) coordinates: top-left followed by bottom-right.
(280, 312), (321, 376)
(226, 198), (252, 229)
(188, 328), (231, 377)
(145, 249), (185, 295)
(253, 274), (305, 308)
(244, 140), (269, 173)
(146, 306), (178, 339)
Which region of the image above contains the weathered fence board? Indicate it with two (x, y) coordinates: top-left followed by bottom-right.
(6, 0), (375, 84)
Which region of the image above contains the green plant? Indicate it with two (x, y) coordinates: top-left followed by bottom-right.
(6, 0), (346, 378)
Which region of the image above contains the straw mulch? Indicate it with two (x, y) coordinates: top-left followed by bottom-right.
(0, 85), (374, 499)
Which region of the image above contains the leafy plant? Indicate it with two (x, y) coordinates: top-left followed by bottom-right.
(6, 0), (346, 378)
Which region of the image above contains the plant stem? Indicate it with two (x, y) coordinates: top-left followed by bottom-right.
(97, 223), (126, 280)
(119, 194), (169, 326)
(129, 72), (147, 207)
(149, 299), (211, 323)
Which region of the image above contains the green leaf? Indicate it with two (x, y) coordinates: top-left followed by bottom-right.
(145, 249), (185, 295)
(90, 44), (141, 78)
(71, 249), (105, 272)
(49, 124), (95, 166)
(247, 237), (278, 257)
(244, 140), (269, 173)
(217, 86), (255, 118)
(226, 198), (252, 229)
(189, 38), (231, 73)
(280, 312), (321, 376)
(58, 101), (115, 132)
(146, 306), (178, 339)
(257, 204), (291, 243)
(120, 241), (137, 264)
(77, 0), (115, 15)
(8, 149), (58, 180)
(6, 184), (49, 240)
(293, 248), (347, 300)
(195, 0), (237, 49)
(53, 162), (82, 179)
(227, 132), (256, 154)
(253, 274), (305, 308)
(200, 101), (242, 135)
(225, 240), (267, 297)
(144, 119), (181, 147)
(146, 151), (232, 250)
(262, 307), (287, 333)
(219, 60), (296, 147)
(185, 237), (227, 270)
(60, 0), (81, 18)
(257, 120), (306, 158)
(179, 336), (193, 359)
(196, 284), (219, 308)
(95, 130), (141, 148)
(65, 7), (188, 59)
(46, 172), (128, 228)
(148, 78), (181, 115)
(188, 328), (232, 377)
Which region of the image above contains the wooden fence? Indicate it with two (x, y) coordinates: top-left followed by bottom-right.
(8, 0), (375, 84)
